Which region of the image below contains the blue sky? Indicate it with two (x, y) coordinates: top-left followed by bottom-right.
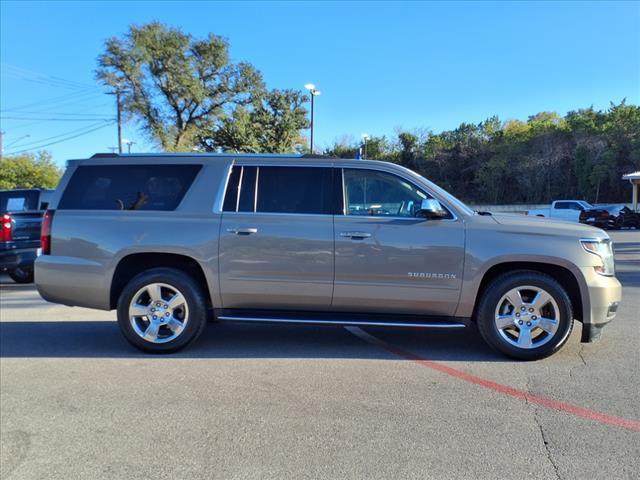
(1, 0), (639, 165)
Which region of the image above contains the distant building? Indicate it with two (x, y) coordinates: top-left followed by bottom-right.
(622, 171), (640, 211)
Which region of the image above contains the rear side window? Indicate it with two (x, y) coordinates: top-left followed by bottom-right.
(1, 190), (39, 212)
(223, 166), (334, 215)
(58, 164), (201, 211)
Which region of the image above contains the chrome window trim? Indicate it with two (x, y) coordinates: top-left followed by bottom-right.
(340, 168), (347, 215)
(221, 211), (334, 219)
(213, 162), (233, 214)
(254, 167), (260, 213)
(235, 166), (244, 212)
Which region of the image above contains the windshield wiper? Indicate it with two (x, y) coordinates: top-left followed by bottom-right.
(475, 210), (492, 216)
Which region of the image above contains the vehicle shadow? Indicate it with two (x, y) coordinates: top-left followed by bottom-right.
(0, 320), (503, 362)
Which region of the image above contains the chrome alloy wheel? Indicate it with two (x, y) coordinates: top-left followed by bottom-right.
(494, 285), (560, 349)
(128, 283), (189, 344)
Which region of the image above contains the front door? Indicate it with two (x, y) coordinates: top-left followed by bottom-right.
(219, 165), (335, 310)
(333, 168), (465, 316)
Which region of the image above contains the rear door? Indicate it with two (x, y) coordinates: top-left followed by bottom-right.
(219, 164), (336, 310)
(332, 167), (465, 316)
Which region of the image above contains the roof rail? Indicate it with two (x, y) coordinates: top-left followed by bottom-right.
(90, 152), (306, 159)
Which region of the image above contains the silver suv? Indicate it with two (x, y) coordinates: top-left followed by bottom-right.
(35, 153), (622, 360)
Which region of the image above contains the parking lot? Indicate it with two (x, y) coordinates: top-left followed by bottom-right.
(1, 230), (638, 480)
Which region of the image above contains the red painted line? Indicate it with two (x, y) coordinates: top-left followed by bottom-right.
(346, 327), (640, 433)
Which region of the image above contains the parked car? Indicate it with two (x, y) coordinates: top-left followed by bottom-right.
(527, 200), (594, 222)
(35, 153), (621, 360)
(1, 188), (53, 283)
(579, 205), (640, 230)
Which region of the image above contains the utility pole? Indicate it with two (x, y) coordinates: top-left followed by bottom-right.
(116, 89), (123, 154)
(0, 130), (4, 159)
(107, 87), (123, 154)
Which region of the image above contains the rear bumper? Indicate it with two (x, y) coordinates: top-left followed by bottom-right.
(580, 218), (616, 230)
(35, 255), (110, 309)
(579, 267), (622, 342)
(0, 247), (37, 271)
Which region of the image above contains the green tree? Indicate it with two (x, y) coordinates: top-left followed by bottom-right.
(203, 89), (309, 153)
(0, 152), (62, 190)
(96, 22), (264, 151)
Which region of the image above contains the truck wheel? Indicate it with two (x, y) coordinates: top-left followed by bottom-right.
(8, 268), (34, 284)
(476, 271), (573, 360)
(117, 268), (208, 353)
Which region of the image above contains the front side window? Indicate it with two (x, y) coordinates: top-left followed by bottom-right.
(343, 168), (449, 218)
(223, 166), (334, 215)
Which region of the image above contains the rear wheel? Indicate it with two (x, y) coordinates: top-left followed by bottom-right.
(117, 268), (208, 353)
(8, 268), (34, 284)
(476, 271), (573, 360)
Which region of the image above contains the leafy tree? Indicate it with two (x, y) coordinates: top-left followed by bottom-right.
(96, 22), (264, 151)
(0, 152), (62, 190)
(324, 101), (639, 205)
(202, 89), (309, 153)
(324, 136), (359, 159)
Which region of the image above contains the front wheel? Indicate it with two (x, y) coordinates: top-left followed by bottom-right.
(476, 271), (573, 360)
(117, 268), (208, 353)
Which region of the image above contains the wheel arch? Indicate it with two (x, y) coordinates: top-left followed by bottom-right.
(110, 252), (213, 310)
(471, 261), (585, 324)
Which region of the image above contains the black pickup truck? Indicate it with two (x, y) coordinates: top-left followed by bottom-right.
(1, 189), (53, 283)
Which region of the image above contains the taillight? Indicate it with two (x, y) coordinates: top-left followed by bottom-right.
(1, 213), (12, 241)
(41, 210), (54, 255)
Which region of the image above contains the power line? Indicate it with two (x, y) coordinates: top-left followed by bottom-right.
(5, 122), (116, 155)
(3, 89), (104, 112)
(1, 116), (113, 122)
(2, 102), (114, 133)
(0, 110), (114, 117)
(1, 63), (101, 91)
(6, 120), (113, 149)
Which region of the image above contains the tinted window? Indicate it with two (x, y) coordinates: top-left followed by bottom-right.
(238, 167), (257, 212)
(222, 166), (242, 212)
(256, 167), (333, 214)
(59, 164), (201, 211)
(343, 168), (450, 218)
(0, 190), (39, 212)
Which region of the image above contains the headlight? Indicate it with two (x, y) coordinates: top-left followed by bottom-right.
(581, 238), (615, 276)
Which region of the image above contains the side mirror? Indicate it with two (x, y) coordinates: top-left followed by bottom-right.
(416, 198), (447, 219)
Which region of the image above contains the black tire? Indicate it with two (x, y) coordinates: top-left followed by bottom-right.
(117, 268), (208, 353)
(476, 270), (574, 360)
(8, 268), (34, 284)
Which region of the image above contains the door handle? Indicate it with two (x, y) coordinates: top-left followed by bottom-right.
(340, 231), (371, 239)
(227, 227), (258, 235)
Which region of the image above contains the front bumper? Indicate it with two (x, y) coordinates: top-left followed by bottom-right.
(579, 266), (622, 342)
(0, 247), (38, 271)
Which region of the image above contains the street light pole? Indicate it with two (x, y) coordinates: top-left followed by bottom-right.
(304, 83), (321, 154)
(361, 133), (370, 159)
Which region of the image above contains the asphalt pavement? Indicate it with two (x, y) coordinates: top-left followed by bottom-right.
(1, 231), (639, 479)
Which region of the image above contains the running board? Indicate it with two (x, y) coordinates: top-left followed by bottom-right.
(216, 315), (466, 329)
